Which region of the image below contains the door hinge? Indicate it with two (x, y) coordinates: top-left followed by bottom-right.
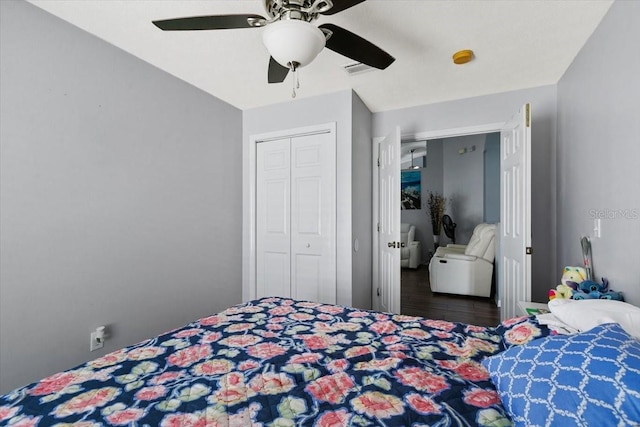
(525, 103), (530, 128)
(377, 158), (380, 167)
(526, 246), (533, 255)
(377, 287), (380, 297)
(377, 223), (380, 232)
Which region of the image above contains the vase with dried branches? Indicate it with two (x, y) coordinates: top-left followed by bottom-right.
(427, 191), (447, 250)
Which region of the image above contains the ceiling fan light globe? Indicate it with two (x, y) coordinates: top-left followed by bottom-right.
(263, 20), (326, 68)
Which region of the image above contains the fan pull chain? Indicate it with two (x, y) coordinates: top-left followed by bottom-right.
(292, 68), (296, 98)
(290, 62), (300, 98)
(292, 68), (301, 98)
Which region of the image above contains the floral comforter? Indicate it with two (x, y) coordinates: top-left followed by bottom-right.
(0, 297), (548, 426)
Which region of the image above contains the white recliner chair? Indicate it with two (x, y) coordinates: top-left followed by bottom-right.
(400, 223), (422, 269)
(429, 223), (497, 297)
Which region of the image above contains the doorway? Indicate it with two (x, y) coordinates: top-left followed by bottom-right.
(399, 134), (500, 321)
(372, 105), (532, 320)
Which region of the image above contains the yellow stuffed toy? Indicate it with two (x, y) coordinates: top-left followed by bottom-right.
(561, 266), (587, 287)
(548, 283), (574, 300)
(548, 266), (587, 301)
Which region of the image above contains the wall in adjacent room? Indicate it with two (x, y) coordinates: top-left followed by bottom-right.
(557, 0), (640, 305)
(373, 85), (558, 303)
(442, 134), (486, 244)
(483, 133), (501, 224)
(0, 1), (243, 393)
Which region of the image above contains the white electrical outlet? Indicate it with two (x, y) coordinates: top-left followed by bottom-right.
(90, 328), (105, 352)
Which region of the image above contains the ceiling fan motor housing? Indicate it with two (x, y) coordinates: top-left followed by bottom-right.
(263, 0), (333, 21)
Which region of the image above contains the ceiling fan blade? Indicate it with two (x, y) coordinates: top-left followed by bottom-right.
(320, 0), (367, 15)
(152, 14), (265, 31)
(268, 57), (290, 84)
(319, 24), (395, 70)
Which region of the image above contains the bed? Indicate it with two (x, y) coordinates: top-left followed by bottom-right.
(1, 297), (637, 426)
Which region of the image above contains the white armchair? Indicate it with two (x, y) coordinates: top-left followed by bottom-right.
(429, 223), (497, 297)
(400, 223), (422, 269)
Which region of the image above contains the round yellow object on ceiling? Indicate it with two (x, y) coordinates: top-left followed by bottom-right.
(453, 49), (474, 65)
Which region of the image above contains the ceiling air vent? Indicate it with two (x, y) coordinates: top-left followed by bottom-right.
(342, 62), (375, 76)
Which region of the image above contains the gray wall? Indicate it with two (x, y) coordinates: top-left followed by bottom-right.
(0, 0), (243, 393)
(443, 134), (486, 244)
(373, 85), (558, 303)
(243, 90), (369, 309)
(557, 0), (640, 305)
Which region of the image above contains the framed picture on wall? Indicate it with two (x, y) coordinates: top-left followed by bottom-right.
(401, 170), (421, 209)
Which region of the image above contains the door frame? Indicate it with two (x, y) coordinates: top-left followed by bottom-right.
(243, 122), (336, 303)
(372, 122), (505, 314)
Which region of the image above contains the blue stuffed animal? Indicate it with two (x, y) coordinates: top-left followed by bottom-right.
(579, 278), (608, 294)
(599, 291), (624, 300)
(570, 278), (624, 301)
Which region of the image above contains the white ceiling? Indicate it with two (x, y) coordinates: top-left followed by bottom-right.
(27, 0), (613, 113)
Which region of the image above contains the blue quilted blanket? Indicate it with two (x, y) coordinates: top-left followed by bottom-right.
(0, 297), (548, 426)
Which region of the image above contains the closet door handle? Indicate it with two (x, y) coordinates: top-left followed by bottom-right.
(388, 242), (396, 248)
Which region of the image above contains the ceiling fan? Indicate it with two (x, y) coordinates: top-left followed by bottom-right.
(152, 0), (395, 91)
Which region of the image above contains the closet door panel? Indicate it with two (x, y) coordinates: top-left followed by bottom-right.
(291, 133), (336, 304)
(256, 138), (291, 298)
(295, 178), (321, 233)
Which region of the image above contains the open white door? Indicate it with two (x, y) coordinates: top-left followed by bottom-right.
(500, 104), (532, 320)
(377, 127), (401, 314)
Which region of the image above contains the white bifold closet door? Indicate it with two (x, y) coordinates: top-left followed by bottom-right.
(256, 131), (336, 304)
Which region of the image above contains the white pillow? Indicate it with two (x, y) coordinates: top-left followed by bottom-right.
(535, 312), (580, 335)
(548, 298), (640, 339)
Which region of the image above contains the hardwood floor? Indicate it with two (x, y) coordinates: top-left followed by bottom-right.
(401, 265), (500, 327)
